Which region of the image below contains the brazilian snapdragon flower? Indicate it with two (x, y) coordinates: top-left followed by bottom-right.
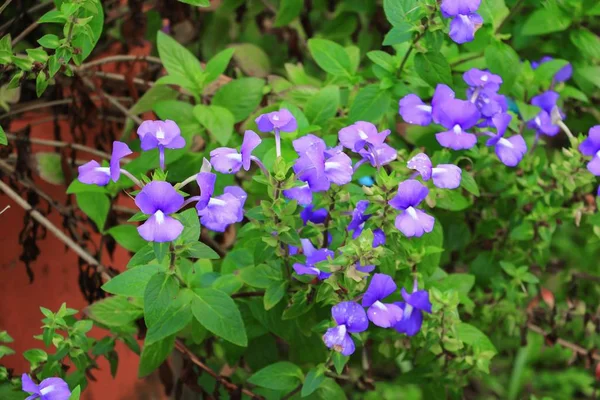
(532, 56), (573, 83)
(527, 91), (562, 136)
(469, 87), (508, 127)
(394, 280), (432, 336)
(210, 130), (261, 174)
(255, 109), (297, 158)
(292, 238), (334, 280)
(137, 120), (186, 170)
(463, 69), (503, 92)
(398, 84), (455, 126)
(195, 171), (247, 232)
(389, 180), (434, 237)
(347, 200), (387, 247)
(441, 0), (482, 44)
(284, 135), (353, 204)
(22, 374), (71, 400)
(135, 181), (184, 242)
(300, 205), (328, 225)
(323, 301), (369, 356)
(338, 121), (397, 168)
(433, 98), (480, 150)
(78, 141), (134, 186)
(362, 273), (403, 328)
(578, 126), (600, 176)
(407, 153), (462, 189)
(485, 113), (527, 167)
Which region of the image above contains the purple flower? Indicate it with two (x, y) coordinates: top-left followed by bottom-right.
(22, 374), (71, 400)
(527, 111), (560, 136)
(441, 0), (481, 17)
(339, 121), (390, 152)
(486, 113), (527, 167)
(348, 200), (370, 239)
(433, 99), (480, 150)
(323, 301), (369, 356)
(135, 181), (184, 242)
(358, 143), (398, 168)
(389, 180), (434, 238)
(579, 125), (600, 176)
(293, 239), (334, 280)
(398, 84), (456, 126)
(78, 141), (132, 186)
(210, 130), (261, 174)
(292, 135), (353, 192)
(195, 172), (247, 232)
(394, 280), (432, 336)
(362, 273), (404, 328)
(255, 109), (297, 133)
(373, 228), (386, 247)
(407, 153), (462, 189)
(356, 263), (376, 273)
(137, 120), (186, 169)
(469, 87), (508, 127)
(300, 205), (328, 225)
(283, 183), (313, 206)
(449, 13), (483, 44)
(463, 69), (503, 92)
(532, 56), (572, 82)
(531, 91), (560, 114)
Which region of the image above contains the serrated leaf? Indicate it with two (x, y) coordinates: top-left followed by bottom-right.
(414, 52), (452, 88)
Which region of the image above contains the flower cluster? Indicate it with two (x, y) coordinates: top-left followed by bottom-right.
(399, 68), (527, 167)
(441, 0), (483, 44)
(323, 275), (431, 355)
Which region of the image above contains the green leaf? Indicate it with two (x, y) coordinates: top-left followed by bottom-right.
(38, 10), (67, 24)
(0, 331), (13, 343)
(193, 104), (234, 146)
(68, 386), (81, 400)
(204, 48), (235, 84)
(175, 208), (201, 244)
(129, 85), (179, 116)
(23, 349), (47, 364)
(128, 245), (156, 267)
(348, 84), (391, 123)
(146, 289), (193, 344)
(367, 51), (396, 73)
(191, 288), (247, 346)
(0, 125), (6, 146)
(304, 86), (340, 126)
(576, 66), (600, 88)
(460, 172), (480, 197)
(0, 345), (14, 357)
(264, 281), (287, 310)
(178, 0), (210, 6)
(570, 28), (600, 60)
(436, 190), (472, 211)
(157, 31), (203, 91)
(138, 335), (175, 377)
(230, 43), (271, 78)
(76, 192), (109, 232)
(107, 224), (146, 252)
(332, 352), (348, 375)
(306, 378), (346, 400)
(484, 41), (521, 93)
(302, 365), (326, 397)
(35, 153), (63, 184)
(248, 361), (303, 391)
(36, 72), (48, 97)
(521, 6), (571, 36)
(72, 1), (104, 61)
(212, 77), (265, 122)
(144, 273), (179, 327)
(515, 101), (541, 122)
(38, 34), (60, 49)
(275, 0), (303, 27)
(86, 296), (143, 327)
(414, 52), (452, 87)
(383, 0), (420, 26)
(183, 241), (220, 259)
(533, 59), (569, 86)
(478, 0), (509, 29)
(282, 289), (313, 320)
(509, 221), (534, 241)
(456, 322), (497, 353)
(102, 264), (166, 298)
(240, 264), (282, 288)
(307, 38), (353, 77)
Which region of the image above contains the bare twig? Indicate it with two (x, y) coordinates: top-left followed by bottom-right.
(527, 323), (600, 361)
(77, 55), (162, 71)
(0, 0), (13, 15)
(0, 1), (52, 32)
(0, 97), (133, 121)
(0, 179), (112, 281)
(11, 21), (39, 46)
(6, 132), (114, 160)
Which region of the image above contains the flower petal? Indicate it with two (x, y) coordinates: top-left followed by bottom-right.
(402, 288), (432, 313)
(495, 135), (527, 167)
(241, 130), (262, 170)
(432, 164), (462, 189)
(22, 374), (39, 394)
(78, 160), (110, 186)
(196, 172), (217, 210)
(110, 141), (132, 181)
(39, 377), (72, 400)
(398, 95), (432, 126)
(210, 148), (242, 174)
(283, 183), (313, 205)
(407, 153), (433, 180)
(389, 179), (429, 210)
(579, 126), (600, 156)
(394, 304), (424, 336)
(394, 207), (435, 238)
(362, 273), (397, 307)
(435, 130), (478, 150)
(368, 302), (403, 328)
(135, 181), (184, 215)
(331, 301), (369, 332)
(138, 213), (184, 242)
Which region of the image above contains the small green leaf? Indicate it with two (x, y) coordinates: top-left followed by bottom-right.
(102, 264), (166, 298)
(570, 28), (600, 60)
(382, 23), (414, 46)
(521, 6), (571, 36)
(183, 241), (220, 259)
(175, 208), (201, 244)
(193, 104), (234, 146)
(230, 43), (271, 78)
(68, 386), (81, 400)
(383, 0), (421, 26)
(38, 34), (60, 49)
(76, 192), (110, 232)
(35, 153), (63, 184)
(456, 322), (497, 353)
(157, 31), (204, 91)
(484, 41), (521, 93)
(107, 225), (146, 252)
(138, 335), (175, 377)
(178, 0), (210, 6)
(307, 38), (353, 77)
(414, 52), (452, 88)
(240, 264), (282, 288)
(461, 172), (480, 197)
(0, 126), (6, 146)
(248, 361), (303, 392)
(204, 48), (235, 84)
(86, 296), (143, 327)
(509, 221), (534, 241)
(191, 288), (247, 346)
(274, 0), (303, 27)
(264, 281), (287, 310)
(145, 289), (193, 344)
(302, 365), (326, 397)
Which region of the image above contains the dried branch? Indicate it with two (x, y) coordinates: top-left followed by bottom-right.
(6, 132), (113, 160)
(77, 55), (162, 71)
(527, 323), (600, 361)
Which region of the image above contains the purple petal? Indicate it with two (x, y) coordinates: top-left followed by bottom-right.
(210, 148), (242, 174)
(300, 238), (317, 258)
(432, 84), (456, 110)
(241, 130), (261, 170)
(306, 248), (334, 266)
(362, 273), (397, 307)
(293, 263), (320, 277)
(398, 95), (432, 126)
(339, 121), (388, 151)
(300, 205), (328, 225)
(38, 377), (71, 400)
(495, 135), (527, 167)
(435, 129), (478, 150)
(367, 302), (403, 328)
(135, 181), (184, 215)
(138, 212), (184, 242)
(137, 120), (185, 149)
(255, 109), (297, 132)
(531, 91), (560, 114)
(78, 160), (110, 186)
(407, 153), (433, 181)
(164, 135), (186, 150)
(579, 126), (600, 156)
(140, 133), (160, 151)
(389, 179), (429, 210)
(393, 303), (423, 336)
(463, 68), (503, 91)
(554, 63), (572, 83)
(196, 172), (216, 210)
(323, 327), (355, 356)
(441, 0), (481, 17)
(198, 192), (242, 232)
(324, 152), (353, 185)
(431, 164), (462, 189)
(394, 207), (435, 238)
(283, 183), (313, 205)
(492, 113), (512, 137)
(587, 156), (600, 176)
(527, 111), (560, 136)
(401, 288), (432, 313)
(359, 143), (397, 167)
(224, 186), (247, 221)
(348, 200), (370, 235)
(330, 301), (369, 332)
(449, 13), (482, 44)
(293, 134), (325, 155)
(356, 263), (375, 273)
(22, 374), (39, 394)
(110, 141), (132, 181)
(433, 98), (480, 130)
(373, 229), (386, 247)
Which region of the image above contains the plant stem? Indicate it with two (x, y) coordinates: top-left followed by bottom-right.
(398, 8), (437, 77)
(495, 0), (525, 34)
